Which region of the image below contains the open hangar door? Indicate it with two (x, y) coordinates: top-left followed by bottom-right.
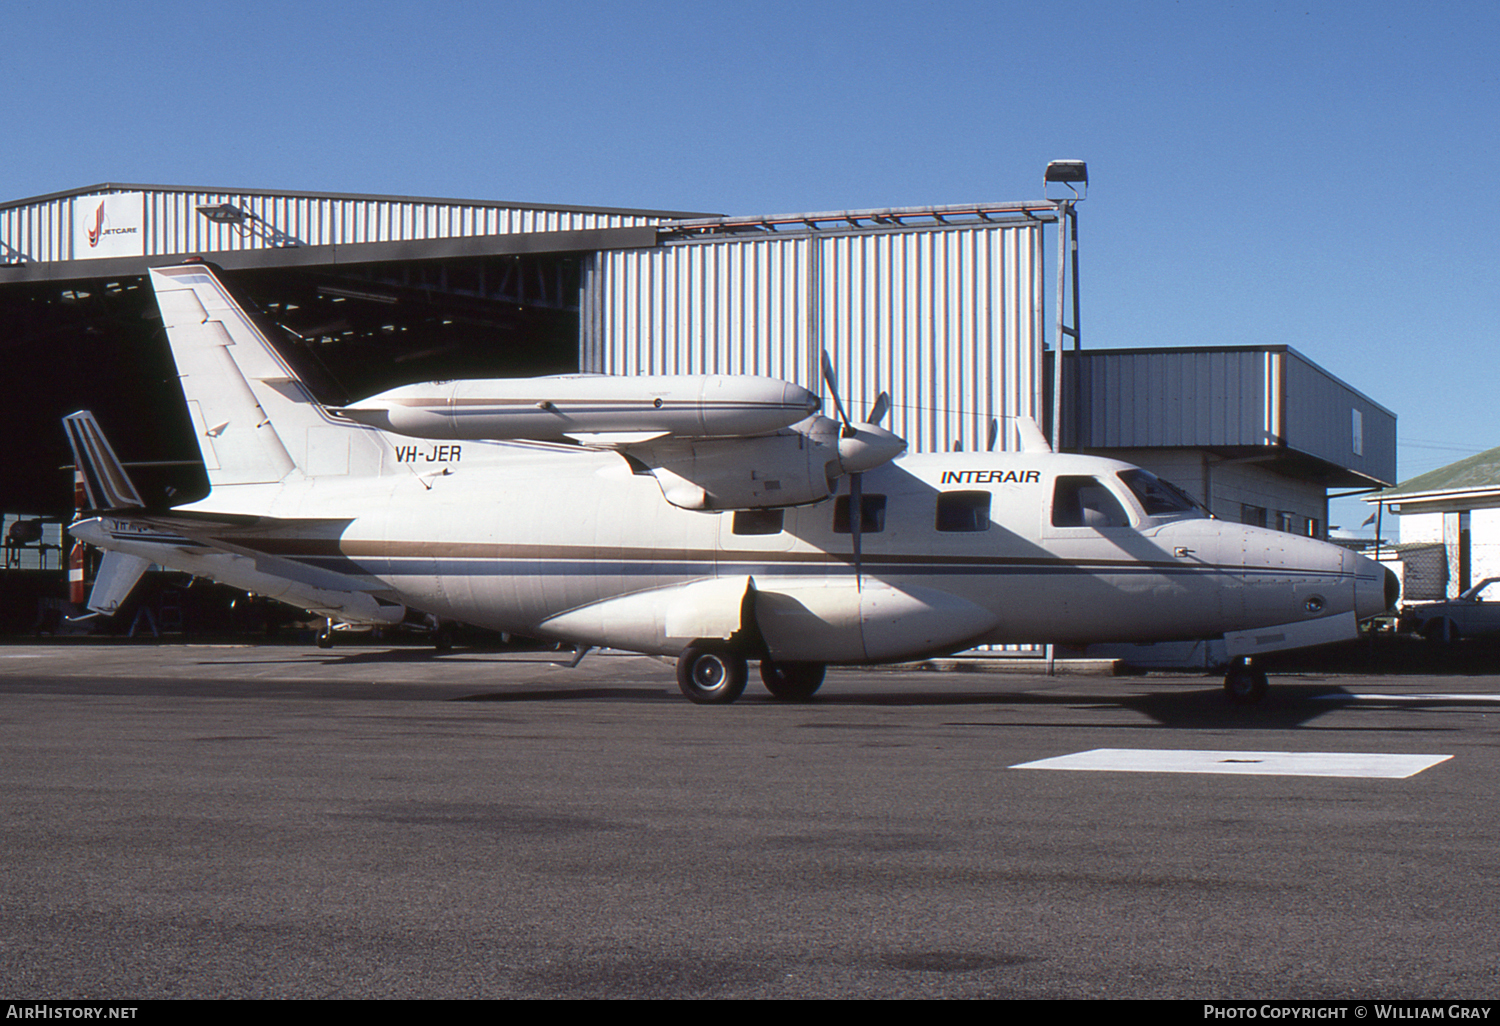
(0, 253), (586, 518)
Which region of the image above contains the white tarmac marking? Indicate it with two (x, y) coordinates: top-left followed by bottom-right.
(1010, 748), (1452, 778)
(1313, 693), (1500, 703)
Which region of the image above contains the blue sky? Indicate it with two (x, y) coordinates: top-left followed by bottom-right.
(6, 0), (1497, 531)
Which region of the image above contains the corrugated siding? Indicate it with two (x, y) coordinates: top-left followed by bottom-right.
(580, 224), (1044, 455)
(1072, 347), (1397, 483)
(1283, 351), (1397, 484)
(1, 187), (666, 263)
(2, 195), (70, 263)
(1075, 349), (1273, 448)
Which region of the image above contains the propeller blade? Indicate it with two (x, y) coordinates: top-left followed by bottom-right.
(849, 470), (863, 590)
(820, 351), (853, 430)
(867, 391), (890, 427)
(986, 418), (999, 452)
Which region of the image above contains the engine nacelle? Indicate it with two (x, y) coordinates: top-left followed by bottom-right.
(647, 431), (838, 510)
(642, 415), (907, 511)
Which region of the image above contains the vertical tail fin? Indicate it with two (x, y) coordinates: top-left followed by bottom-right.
(148, 263), (387, 488)
(62, 411), (145, 510)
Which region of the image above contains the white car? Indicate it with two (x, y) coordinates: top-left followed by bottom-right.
(1400, 577), (1500, 643)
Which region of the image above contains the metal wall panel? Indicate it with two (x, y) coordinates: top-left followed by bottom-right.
(1, 185), (676, 266)
(1283, 350), (1397, 484)
(580, 223), (1044, 455)
(1, 194), (71, 264)
(1073, 348), (1273, 449)
(1069, 346), (1396, 485)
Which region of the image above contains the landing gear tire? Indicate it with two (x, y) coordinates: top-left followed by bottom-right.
(315, 625), (335, 649)
(677, 643), (748, 705)
(759, 659), (826, 701)
(1223, 661), (1268, 704)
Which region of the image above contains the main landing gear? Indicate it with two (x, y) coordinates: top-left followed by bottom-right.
(676, 642), (748, 704)
(758, 659), (826, 701)
(675, 642), (827, 705)
(1223, 657), (1268, 704)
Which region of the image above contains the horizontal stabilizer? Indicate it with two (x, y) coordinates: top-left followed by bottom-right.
(63, 411), (144, 510)
(87, 551), (152, 616)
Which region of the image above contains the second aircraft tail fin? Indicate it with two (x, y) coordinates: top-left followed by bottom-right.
(63, 410), (145, 511)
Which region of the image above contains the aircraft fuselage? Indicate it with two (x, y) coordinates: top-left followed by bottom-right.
(73, 444), (1390, 664)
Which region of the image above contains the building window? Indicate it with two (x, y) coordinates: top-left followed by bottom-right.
(1242, 504), (1267, 528)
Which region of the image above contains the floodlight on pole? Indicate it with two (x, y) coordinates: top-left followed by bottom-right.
(195, 202), (303, 247)
(1043, 160), (1088, 201)
(1045, 161), (1086, 452)
(196, 202), (250, 225)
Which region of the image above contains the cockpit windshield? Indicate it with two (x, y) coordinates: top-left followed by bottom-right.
(1117, 469), (1209, 519)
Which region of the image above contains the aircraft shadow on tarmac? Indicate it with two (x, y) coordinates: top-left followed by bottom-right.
(180, 647), (1492, 727)
(453, 677), (1492, 728)
(442, 672), (1382, 728)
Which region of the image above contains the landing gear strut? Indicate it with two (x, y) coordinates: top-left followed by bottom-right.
(1223, 658), (1268, 704)
(676, 642), (748, 705)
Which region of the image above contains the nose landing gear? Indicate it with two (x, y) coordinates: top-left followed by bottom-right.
(1223, 658), (1268, 703)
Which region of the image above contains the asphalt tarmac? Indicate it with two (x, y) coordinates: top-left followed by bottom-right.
(3, 642), (1499, 999)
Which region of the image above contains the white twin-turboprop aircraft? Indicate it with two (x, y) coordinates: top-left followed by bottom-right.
(65, 262), (1396, 704)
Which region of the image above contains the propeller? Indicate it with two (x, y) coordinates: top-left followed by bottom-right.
(820, 354), (904, 589)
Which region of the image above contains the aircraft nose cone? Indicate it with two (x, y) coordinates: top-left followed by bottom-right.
(1353, 553), (1398, 620)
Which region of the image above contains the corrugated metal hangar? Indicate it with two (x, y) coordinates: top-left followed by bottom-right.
(2, 180), (1394, 547)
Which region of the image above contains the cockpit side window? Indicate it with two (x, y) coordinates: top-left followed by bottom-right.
(1117, 469), (1202, 518)
(1052, 476), (1130, 528)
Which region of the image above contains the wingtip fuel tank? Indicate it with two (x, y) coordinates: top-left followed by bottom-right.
(336, 374), (822, 443)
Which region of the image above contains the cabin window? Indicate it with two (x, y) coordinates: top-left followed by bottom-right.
(833, 494), (887, 534)
(935, 491), (991, 532)
(732, 509), (784, 535)
(1052, 476), (1130, 528)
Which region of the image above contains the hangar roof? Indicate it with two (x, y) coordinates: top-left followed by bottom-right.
(1, 183), (716, 283)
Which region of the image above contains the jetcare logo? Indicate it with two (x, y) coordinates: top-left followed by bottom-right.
(85, 200), (138, 248)
(74, 192), (145, 259)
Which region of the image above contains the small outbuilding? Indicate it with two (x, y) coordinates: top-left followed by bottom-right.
(1367, 447), (1500, 601)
